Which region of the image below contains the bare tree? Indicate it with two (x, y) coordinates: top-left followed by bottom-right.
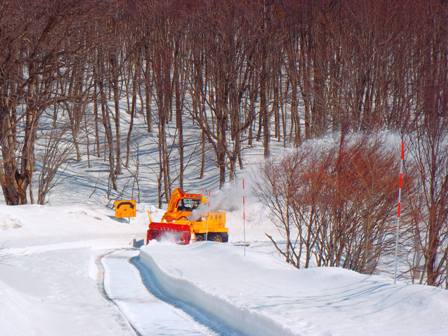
(255, 136), (405, 273)
(36, 128), (74, 204)
(0, 0), (94, 204)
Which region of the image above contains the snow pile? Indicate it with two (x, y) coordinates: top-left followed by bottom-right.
(140, 242), (448, 336)
(0, 214), (23, 231)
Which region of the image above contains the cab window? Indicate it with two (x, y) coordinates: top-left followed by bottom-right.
(178, 198), (200, 211)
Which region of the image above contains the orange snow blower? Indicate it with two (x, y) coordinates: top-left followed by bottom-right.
(146, 188), (229, 244)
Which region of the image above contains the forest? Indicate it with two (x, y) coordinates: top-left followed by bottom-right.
(0, 0), (447, 286)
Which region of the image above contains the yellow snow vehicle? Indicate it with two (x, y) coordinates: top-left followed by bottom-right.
(146, 188), (229, 244)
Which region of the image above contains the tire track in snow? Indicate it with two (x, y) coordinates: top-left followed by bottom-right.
(100, 249), (223, 336)
(131, 256), (243, 336)
(96, 249), (144, 336)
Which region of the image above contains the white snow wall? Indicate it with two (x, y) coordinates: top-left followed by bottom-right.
(139, 252), (299, 336)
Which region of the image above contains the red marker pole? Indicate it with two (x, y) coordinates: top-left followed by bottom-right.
(394, 140), (405, 284)
(242, 178), (247, 255)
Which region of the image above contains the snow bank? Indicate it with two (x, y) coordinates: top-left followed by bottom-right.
(103, 249), (218, 335)
(140, 242), (448, 336)
(140, 245), (297, 336)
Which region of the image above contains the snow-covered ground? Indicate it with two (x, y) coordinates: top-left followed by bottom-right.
(1, 202), (447, 336)
(1, 102), (447, 336)
(102, 249), (221, 335)
(0, 205), (141, 336)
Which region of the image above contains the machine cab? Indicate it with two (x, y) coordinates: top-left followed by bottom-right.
(162, 188), (206, 221)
